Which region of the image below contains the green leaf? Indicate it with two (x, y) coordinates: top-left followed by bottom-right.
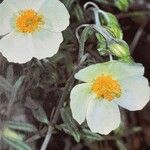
(0, 76), (12, 92)
(78, 26), (94, 59)
(32, 105), (49, 125)
(114, 123), (123, 136)
(63, 0), (75, 10)
(114, 0), (129, 11)
(80, 26), (94, 43)
(81, 128), (104, 142)
(116, 140), (127, 150)
(2, 128), (24, 140)
(96, 33), (108, 55)
(57, 124), (73, 135)
(6, 121), (37, 132)
(6, 65), (14, 84)
(73, 3), (85, 23)
(11, 76), (26, 102)
(2, 136), (31, 150)
(25, 97), (49, 125)
(60, 107), (80, 142)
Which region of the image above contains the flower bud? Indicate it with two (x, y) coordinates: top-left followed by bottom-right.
(105, 25), (123, 39)
(115, 0), (130, 11)
(108, 40), (130, 58)
(119, 55), (133, 63)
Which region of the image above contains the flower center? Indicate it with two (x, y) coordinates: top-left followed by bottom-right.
(91, 75), (121, 101)
(15, 9), (44, 33)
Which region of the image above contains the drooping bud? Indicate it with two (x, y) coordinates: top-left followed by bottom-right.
(119, 55), (133, 63)
(98, 12), (123, 39)
(104, 25), (123, 39)
(108, 40), (131, 59)
(114, 0), (130, 11)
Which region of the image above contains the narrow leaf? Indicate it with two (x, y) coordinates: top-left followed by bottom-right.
(0, 76), (12, 92)
(60, 107), (80, 142)
(116, 140), (127, 150)
(81, 128), (104, 142)
(2, 136), (31, 150)
(2, 128), (24, 140)
(6, 65), (14, 84)
(6, 121), (37, 132)
(57, 124), (73, 135)
(74, 3), (85, 23)
(78, 26), (94, 59)
(63, 0), (75, 10)
(25, 97), (49, 124)
(11, 76), (26, 102)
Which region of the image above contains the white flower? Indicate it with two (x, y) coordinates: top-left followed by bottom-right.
(0, 0), (70, 63)
(70, 61), (150, 135)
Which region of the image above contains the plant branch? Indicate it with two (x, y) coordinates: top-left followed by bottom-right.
(40, 126), (54, 150)
(40, 54), (89, 150)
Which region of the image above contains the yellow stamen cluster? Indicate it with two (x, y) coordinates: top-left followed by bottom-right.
(16, 9), (44, 33)
(92, 75), (121, 101)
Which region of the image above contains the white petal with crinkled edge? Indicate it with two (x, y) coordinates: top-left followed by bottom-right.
(70, 83), (94, 124)
(115, 76), (150, 111)
(75, 61), (144, 83)
(39, 0), (70, 32)
(22, 0), (46, 11)
(0, 32), (33, 63)
(0, 29), (63, 63)
(30, 29), (63, 59)
(86, 99), (121, 135)
(3, 0), (46, 11)
(0, 1), (14, 35)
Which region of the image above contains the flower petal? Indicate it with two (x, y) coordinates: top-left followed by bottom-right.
(39, 0), (70, 32)
(75, 61), (144, 83)
(86, 99), (121, 135)
(70, 83), (93, 124)
(23, 0), (46, 10)
(4, 0), (28, 12)
(115, 76), (150, 111)
(4, 0), (45, 11)
(0, 32), (33, 63)
(30, 29), (63, 59)
(0, 1), (14, 35)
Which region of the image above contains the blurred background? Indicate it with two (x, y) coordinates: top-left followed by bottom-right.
(0, 0), (150, 149)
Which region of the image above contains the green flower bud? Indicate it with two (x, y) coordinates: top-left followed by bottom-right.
(104, 25), (123, 39)
(98, 12), (123, 39)
(108, 40), (130, 58)
(119, 55), (133, 63)
(99, 12), (120, 27)
(114, 0), (130, 11)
